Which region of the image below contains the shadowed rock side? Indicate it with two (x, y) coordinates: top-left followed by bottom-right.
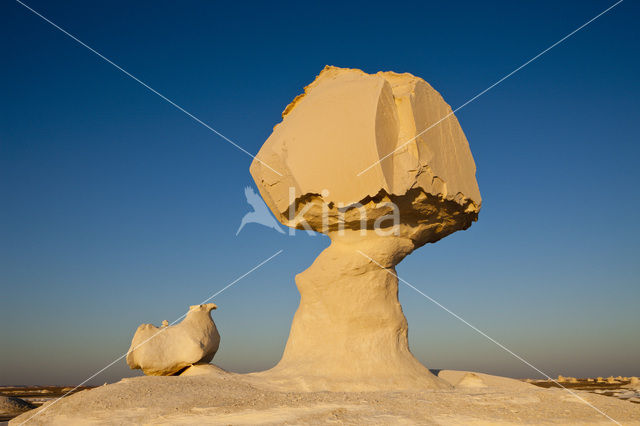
(0, 396), (35, 420)
(283, 188), (478, 248)
(249, 66), (482, 391)
(126, 303), (220, 376)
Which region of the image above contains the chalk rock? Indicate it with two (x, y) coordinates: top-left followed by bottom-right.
(0, 395), (34, 417)
(179, 363), (229, 377)
(126, 303), (220, 376)
(252, 66), (480, 244)
(250, 67), (480, 391)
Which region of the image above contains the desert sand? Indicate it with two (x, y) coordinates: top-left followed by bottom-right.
(10, 366), (640, 425)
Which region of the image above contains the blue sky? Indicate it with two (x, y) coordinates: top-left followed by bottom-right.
(1, 0), (639, 385)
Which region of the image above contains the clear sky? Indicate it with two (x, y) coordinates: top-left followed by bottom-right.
(1, 0), (639, 385)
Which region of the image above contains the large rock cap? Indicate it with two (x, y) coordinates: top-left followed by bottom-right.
(251, 66), (481, 243)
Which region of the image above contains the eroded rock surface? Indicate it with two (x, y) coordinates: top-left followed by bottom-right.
(126, 303), (220, 376)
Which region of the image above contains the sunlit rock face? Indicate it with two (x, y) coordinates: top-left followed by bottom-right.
(250, 67), (481, 391)
(251, 66), (480, 246)
(126, 304), (220, 376)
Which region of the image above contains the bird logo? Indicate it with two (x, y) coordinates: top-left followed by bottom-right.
(236, 186), (285, 235)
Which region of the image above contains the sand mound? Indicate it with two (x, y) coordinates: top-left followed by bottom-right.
(126, 304), (220, 376)
(437, 370), (535, 391)
(179, 363), (230, 377)
(455, 372), (488, 388)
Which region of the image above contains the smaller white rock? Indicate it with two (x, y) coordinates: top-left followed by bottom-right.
(126, 303), (220, 376)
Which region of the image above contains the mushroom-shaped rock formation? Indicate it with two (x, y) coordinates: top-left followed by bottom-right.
(126, 303), (220, 376)
(250, 66), (481, 391)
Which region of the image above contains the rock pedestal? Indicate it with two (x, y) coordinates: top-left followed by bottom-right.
(262, 233), (449, 391)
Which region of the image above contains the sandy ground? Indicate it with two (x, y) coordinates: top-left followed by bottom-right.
(9, 368), (640, 425)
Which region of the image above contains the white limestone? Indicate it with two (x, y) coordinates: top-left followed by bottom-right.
(250, 67), (481, 391)
(126, 303), (220, 376)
